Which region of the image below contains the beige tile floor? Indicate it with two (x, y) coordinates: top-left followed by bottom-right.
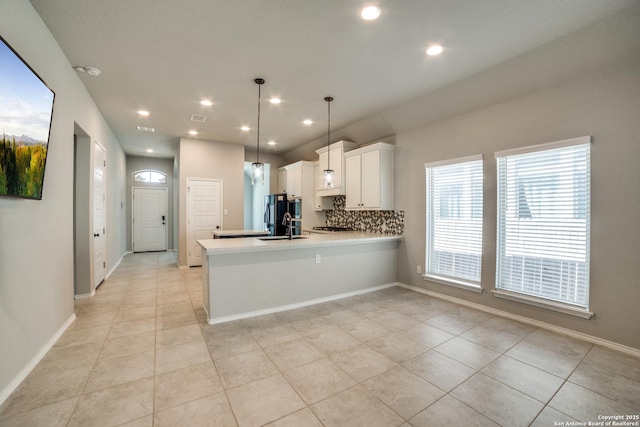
(1, 252), (639, 426)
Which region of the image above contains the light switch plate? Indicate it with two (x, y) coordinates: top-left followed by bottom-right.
(315, 254), (321, 264)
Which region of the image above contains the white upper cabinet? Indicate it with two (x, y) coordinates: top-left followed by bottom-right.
(344, 142), (394, 210)
(278, 161), (324, 228)
(279, 163), (305, 198)
(315, 140), (358, 197)
(287, 166), (302, 198)
(278, 168), (287, 194)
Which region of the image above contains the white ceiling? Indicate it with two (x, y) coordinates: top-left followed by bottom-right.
(30, 0), (639, 159)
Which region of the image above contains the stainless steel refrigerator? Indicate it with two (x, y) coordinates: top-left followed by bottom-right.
(264, 193), (301, 236)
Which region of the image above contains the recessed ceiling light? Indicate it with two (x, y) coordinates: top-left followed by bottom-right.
(303, 119), (313, 125)
(241, 126), (250, 131)
(146, 149), (154, 153)
(200, 100), (213, 106)
(85, 66), (101, 76)
(361, 6), (380, 20)
(426, 45), (444, 56)
(137, 126), (155, 132)
(188, 130), (198, 135)
(267, 141), (276, 146)
(269, 98), (281, 104)
(137, 110), (150, 116)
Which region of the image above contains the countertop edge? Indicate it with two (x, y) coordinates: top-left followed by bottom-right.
(198, 234), (403, 255)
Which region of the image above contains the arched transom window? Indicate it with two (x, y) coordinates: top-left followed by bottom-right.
(133, 170), (167, 184)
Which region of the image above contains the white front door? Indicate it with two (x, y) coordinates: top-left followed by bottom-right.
(187, 178), (222, 266)
(93, 142), (106, 286)
(133, 187), (167, 252)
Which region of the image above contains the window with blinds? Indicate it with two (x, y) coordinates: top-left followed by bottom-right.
(495, 137), (591, 308)
(425, 155), (483, 289)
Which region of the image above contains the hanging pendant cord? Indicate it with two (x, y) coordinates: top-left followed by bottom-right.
(256, 82), (261, 164)
(325, 96), (333, 170)
(327, 99), (330, 170)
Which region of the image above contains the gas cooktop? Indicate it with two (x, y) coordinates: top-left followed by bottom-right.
(312, 226), (353, 232)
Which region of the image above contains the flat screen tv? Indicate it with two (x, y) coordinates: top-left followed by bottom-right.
(0, 35), (55, 200)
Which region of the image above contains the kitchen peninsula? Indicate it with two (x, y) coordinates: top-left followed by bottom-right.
(198, 232), (403, 324)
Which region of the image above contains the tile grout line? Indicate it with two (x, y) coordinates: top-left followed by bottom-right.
(535, 342), (596, 423)
(64, 272), (133, 426)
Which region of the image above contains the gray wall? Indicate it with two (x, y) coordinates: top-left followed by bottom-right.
(394, 61), (640, 350)
(0, 0), (127, 396)
(177, 138), (246, 266)
(125, 155), (176, 251)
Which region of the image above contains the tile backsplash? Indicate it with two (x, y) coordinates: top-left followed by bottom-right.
(325, 196), (404, 235)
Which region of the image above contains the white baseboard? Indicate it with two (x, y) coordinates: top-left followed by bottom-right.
(396, 282), (640, 359)
(208, 283), (396, 325)
(106, 253), (127, 279)
(0, 313), (76, 406)
(74, 290), (95, 300)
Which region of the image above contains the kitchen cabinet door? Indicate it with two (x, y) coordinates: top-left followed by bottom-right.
(287, 167), (302, 198)
(361, 150), (381, 208)
(329, 147), (343, 188)
(315, 140), (358, 197)
(278, 169), (287, 194)
(345, 155), (362, 209)
(344, 142), (394, 211)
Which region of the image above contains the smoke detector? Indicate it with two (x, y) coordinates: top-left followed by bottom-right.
(73, 65), (101, 76)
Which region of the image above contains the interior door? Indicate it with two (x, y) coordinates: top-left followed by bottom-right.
(187, 178), (222, 266)
(133, 187), (167, 252)
(93, 142), (106, 286)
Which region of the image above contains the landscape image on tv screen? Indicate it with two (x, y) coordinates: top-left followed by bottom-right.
(0, 35), (55, 200)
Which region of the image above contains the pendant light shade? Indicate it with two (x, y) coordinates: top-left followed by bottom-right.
(251, 78), (265, 185)
(324, 96), (334, 188)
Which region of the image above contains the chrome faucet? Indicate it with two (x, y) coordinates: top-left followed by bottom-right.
(282, 212), (293, 240)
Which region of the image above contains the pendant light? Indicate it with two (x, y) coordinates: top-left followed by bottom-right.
(251, 78), (265, 185)
(323, 96), (334, 188)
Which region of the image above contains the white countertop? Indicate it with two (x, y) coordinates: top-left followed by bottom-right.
(212, 229), (270, 238)
(198, 232), (403, 255)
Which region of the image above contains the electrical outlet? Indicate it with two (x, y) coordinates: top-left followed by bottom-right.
(315, 254), (321, 264)
(416, 265), (422, 274)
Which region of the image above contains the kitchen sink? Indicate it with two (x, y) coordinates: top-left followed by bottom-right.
(258, 236), (308, 241)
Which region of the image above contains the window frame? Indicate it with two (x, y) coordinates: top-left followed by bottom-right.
(493, 136), (593, 318)
(424, 154), (484, 292)
(133, 169), (167, 184)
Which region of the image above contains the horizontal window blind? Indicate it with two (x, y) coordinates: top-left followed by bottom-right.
(496, 141), (590, 308)
(425, 156), (483, 285)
